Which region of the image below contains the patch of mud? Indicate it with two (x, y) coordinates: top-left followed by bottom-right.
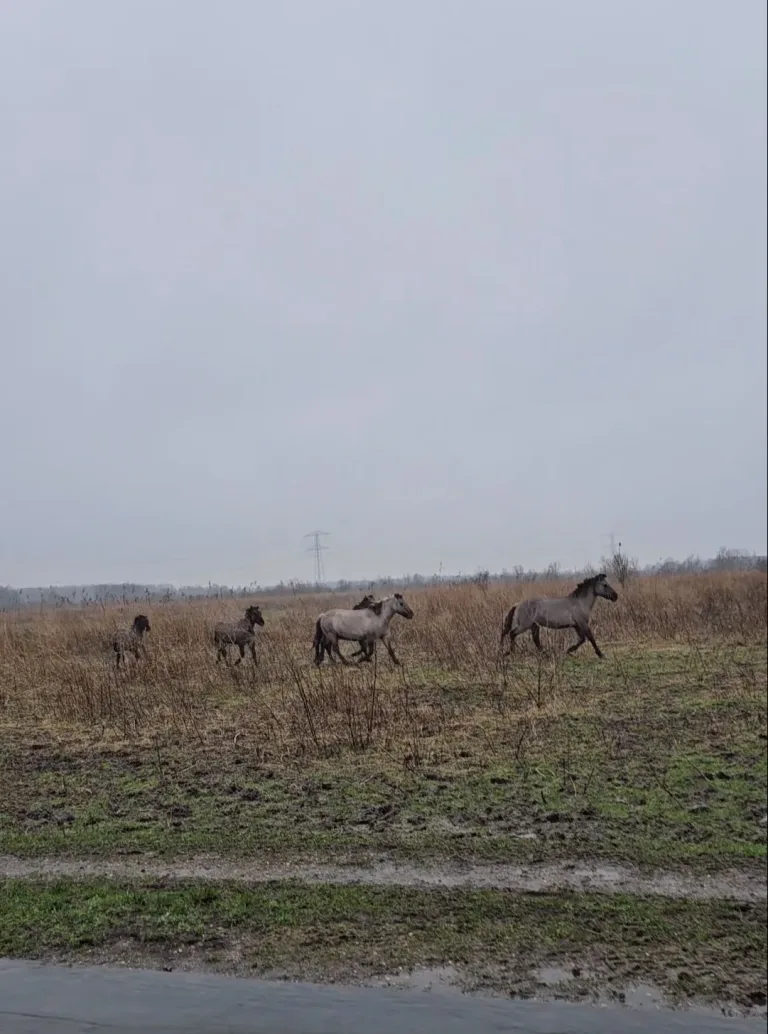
(536, 964), (579, 986)
(369, 966), (462, 995)
(530, 966), (765, 1021)
(0, 854), (764, 902)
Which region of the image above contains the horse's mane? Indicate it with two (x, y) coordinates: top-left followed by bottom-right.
(569, 573), (605, 597)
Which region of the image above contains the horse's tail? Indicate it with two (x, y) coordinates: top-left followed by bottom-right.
(312, 618), (325, 662)
(500, 605), (517, 643)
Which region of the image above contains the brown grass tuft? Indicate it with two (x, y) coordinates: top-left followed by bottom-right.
(1, 571), (765, 762)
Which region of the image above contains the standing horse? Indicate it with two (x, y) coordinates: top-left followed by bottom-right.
(113, 614), (151, 668)
(313, 593), (414, 666)
(500, 573), (618, 658)
(214, 605), (265, 665)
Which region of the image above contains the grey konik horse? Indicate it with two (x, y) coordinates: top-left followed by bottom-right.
(214, 605), (265, 665)
(345, 594), (409, 663)
(112, 614), (151, 668)
(313, 594), (377, 665)
(500, 573), (618, 658)
(313, 593), (414, 666)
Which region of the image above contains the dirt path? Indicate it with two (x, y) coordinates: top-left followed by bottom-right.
(1, 854), (764, 902)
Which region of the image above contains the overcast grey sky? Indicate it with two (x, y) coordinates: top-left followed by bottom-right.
(1, 1), (765, 587)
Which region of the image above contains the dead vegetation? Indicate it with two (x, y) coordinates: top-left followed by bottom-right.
(0, 571), (765, 756)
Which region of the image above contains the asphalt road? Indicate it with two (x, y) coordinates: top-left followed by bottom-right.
(0, 961), (764, 1034)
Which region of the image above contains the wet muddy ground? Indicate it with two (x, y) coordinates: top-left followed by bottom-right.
(2, 725), (766, 869)
(2, 876), (766, 1018)
(1, 852), (765, 901)
(1, 641), (765, 1017)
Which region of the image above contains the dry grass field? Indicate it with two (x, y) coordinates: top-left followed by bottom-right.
(1, 570), (766, 1010)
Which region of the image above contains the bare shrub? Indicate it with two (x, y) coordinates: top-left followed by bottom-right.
(0, 572), (765, 761)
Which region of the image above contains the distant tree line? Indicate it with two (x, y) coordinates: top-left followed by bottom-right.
(1, 548), (764, 611)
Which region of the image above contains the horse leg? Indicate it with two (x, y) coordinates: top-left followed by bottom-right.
(333, 639), (351, 665)
(584, 627), (604, 659)
(504, 611), (534, 656)
(530, 623), (543, 651)
(234, 643), (245, 666)
(324, 636), (336, 664)
(249, 640), (258, 664)
(382, 636), (401, 666)
(326, 633), (348, 664)
(331, 635), (353, 663)
(566, 628), (587, 654)
(313, 634), (326, 665)
(335, 641), (354, 661)
(503, 629), (521, 656)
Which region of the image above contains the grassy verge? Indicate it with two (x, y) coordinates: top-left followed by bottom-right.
(2, 645), (765, 869)
(1, 877), (765, 1010)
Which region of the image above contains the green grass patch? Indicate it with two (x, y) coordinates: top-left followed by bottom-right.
(2, 644), (765, 868)
(1, 877), (765, 1008)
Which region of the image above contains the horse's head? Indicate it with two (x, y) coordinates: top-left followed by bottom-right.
(353, 594), (376, 611)
(245, 605), (265, 627)
(132, 614), (151, 635)
(594, 574), (619, 602)
(392, 593), (414, 619)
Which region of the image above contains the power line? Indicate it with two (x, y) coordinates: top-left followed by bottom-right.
(304, 530), (330, 584)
